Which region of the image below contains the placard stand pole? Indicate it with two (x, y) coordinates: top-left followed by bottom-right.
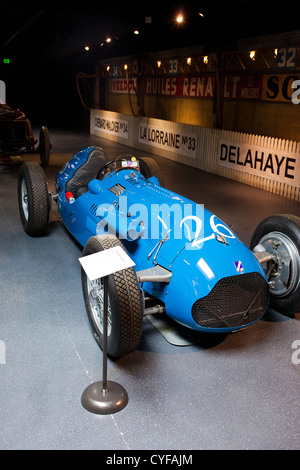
(81, 276), (128, 414)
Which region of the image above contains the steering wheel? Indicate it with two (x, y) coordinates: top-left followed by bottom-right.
(96, 158), (117, 179)
(97, 154), (138, 180)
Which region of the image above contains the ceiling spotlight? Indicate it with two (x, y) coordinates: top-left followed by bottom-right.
(84, 46), (89, 51)
(199, 12), (205, 18)
(176, 15), (183, 23)
(134, 30), (139, 35)
(106, 37), (112, 43)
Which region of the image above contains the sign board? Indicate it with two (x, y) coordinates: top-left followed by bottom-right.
(144, 76), (214, 98)
(94, 114), (128, 139)
(262, 73), (300, 102)
(218, 139), (300, 188)
(79, 245), (135, 281)
(111, 78), (137, 94)
(276, 46), (298, 70)
(223, 75), (263, 100)
(139, 122), (197, 158)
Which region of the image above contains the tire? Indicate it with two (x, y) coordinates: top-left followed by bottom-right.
(250, 214), (300, 314)
(18, 162), (49, 236)
(81, 235), (143, 357)
(25, 119), (37, 151)
(138, 157), (165, 187)
(39, 126), (51, 168)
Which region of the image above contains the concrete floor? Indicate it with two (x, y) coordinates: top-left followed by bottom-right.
(0, 128), (299, 450)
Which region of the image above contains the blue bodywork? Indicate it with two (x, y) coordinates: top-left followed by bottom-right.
(55, 146), (269, 333)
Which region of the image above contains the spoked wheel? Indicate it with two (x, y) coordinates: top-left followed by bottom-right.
(17, 162), (49, 236)
(38, 126), (51, 168)
(86, 276), (113, 335)
(251, 214), (300, 314)
(81, 235), (143, 357)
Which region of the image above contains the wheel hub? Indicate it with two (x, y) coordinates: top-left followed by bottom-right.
(257, 231), (300, 298)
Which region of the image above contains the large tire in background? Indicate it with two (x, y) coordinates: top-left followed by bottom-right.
(17, 162), (49, 236)
(81, 235), (143, 357)
(138, 157), (165, 187)
(250, 214), (300, 314)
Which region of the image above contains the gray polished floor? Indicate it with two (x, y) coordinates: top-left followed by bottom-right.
(0, 128), (299, 450)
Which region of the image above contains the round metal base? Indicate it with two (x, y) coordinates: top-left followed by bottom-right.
(81, 381), (128, 415)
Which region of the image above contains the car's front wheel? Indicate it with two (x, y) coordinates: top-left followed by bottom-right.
(81, 235), (143, 357)
(251, 214), (300, 314)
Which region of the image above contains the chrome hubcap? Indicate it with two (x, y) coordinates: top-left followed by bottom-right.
(255, 231), (300, 298)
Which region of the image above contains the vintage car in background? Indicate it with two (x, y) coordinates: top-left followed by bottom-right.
(0, 103), (50, 167)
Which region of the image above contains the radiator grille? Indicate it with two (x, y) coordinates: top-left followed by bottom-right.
(192, 273), (269, 329)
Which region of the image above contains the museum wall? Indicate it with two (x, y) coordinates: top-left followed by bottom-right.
(105, 92), (300, 141)
(95, 33), (300, 142)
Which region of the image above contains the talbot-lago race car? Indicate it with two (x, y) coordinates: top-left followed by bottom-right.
(17, 146), (300, 357)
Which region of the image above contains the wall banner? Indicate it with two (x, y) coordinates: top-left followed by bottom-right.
(223, 75), (263, 100)
(139, 122), (197, 158)
(143, 74), (262, 100)
(94, 114), (128, 139)
(110, 78), (137, 94)
(144, 76), (215, 98)
(262, 73), (300, 102)
(218, 139), (300, 187)
(109, 73), (300, 103)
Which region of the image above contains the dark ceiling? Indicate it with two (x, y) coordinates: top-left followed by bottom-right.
(0, 2), (298, 127)
(0, 2), (298, 64)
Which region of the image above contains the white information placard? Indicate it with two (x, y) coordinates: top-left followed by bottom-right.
(79, 246), (135, 281)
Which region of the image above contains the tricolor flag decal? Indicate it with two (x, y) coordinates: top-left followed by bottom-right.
(234, 260), (244, 272)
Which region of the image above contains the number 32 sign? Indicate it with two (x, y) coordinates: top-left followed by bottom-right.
(276, 46), (298, 69)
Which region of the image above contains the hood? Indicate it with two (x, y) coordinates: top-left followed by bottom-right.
(112, 171), (240, 265)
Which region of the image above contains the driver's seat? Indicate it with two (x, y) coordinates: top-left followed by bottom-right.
(65, 147), (108, 198)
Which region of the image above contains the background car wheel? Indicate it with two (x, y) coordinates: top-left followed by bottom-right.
(39, 126), (51, 168)
(18, 162), (50, 236)
(81, 234), (143, 357)
(138, 157), (165, 186)
(250, 214), (300, 314)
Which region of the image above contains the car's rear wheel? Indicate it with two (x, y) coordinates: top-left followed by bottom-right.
(81, 235), (143, 357)
(18, 162), (49, 236)
(138, 157), (165, 186)
(251, 214), (300, 314)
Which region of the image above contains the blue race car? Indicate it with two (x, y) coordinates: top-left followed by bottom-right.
(18, 146), (300, 357)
